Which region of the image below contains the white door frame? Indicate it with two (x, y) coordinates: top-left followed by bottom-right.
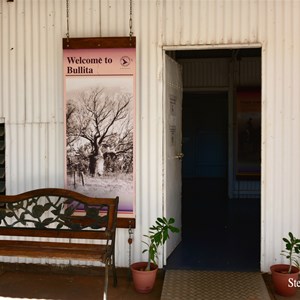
(162, 43), (264, 269)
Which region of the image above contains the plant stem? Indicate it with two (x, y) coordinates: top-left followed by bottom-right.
(146, 260), (151, 271)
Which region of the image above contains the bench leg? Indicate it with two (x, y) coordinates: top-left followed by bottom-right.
(112, 254), (117, 287)
(103, 260), (109, 300)
(103, 255), (118, 299)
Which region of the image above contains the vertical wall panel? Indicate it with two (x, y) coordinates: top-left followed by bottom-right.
(130, 0), (165, 265)
(1, 0), (300, 271)
(180, 58), (229, 88)
(239, 58), (261, 86)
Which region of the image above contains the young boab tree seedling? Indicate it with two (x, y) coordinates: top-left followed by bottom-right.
(142, 217), (180, 271)
(281, 232), (300, 273)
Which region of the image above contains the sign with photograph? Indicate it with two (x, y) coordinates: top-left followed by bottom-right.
(236, 88), (261, 178)
(63, 38), (136, 226)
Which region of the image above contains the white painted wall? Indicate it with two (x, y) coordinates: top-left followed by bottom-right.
(1, 0), (300, 272)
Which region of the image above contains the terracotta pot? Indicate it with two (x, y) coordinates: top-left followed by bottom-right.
(130, 262), (158, 293)
(270, 264), (299, 297)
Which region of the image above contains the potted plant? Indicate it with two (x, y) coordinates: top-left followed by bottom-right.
(130, 216), (180, 293)
(270, 232), (300, 297)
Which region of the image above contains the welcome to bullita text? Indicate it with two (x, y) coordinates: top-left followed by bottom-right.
(66, 56), (113, 74)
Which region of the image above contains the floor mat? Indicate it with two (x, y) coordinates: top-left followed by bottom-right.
(161, 270), (271, 300)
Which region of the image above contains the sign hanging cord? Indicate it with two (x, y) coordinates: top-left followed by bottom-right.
(99, 0), (102, 37)
(66, 0), (70, 45)
(129, 0), (133, 44)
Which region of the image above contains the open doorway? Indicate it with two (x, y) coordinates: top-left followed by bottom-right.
(165, 48), (261, 271)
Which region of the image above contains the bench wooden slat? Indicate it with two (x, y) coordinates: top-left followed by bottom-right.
(0, 227), (109, 239)
(0, 240), (109, 261)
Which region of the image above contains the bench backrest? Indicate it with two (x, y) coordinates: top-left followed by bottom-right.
(0, 188), (119, 242)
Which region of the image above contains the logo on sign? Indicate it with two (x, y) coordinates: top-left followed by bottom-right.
(120, 56), (131, 67)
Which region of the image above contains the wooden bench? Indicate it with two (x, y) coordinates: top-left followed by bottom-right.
(0, 188), (119, 300)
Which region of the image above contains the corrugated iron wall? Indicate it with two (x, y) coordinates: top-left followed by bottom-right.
(180, 58), (229, 89)
(1, 0), (300, 271)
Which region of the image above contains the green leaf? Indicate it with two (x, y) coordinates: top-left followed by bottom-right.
(170, 225), (180, 233)
(169, 217), (175, 224)
(156, 217), (164, 224)
(142, 217), (180, 265)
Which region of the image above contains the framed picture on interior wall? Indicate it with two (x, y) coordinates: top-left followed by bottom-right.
(236, 88), (261, 178)
(63, 38), (136, 222)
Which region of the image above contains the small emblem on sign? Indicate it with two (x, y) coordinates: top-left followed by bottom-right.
(120, 56), (131, 67)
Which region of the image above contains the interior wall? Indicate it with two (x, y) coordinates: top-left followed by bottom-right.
(177, 52), (261, 199)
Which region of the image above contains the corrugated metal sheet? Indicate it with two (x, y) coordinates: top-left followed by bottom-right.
(1, 0), (300, 271)
(179, 58), (229, 89)
(179, 57), (261, 89)
(239, 57), (261, 86)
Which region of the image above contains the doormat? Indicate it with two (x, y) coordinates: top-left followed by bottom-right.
(161, 270), (271, 300)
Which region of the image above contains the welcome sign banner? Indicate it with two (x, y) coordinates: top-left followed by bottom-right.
(63, 37), (136, 228)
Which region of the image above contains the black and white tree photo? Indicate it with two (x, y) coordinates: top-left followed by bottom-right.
(65, 76), (134, 213)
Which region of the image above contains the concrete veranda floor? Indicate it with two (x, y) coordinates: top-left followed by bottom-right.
(0, 264), (299, 300)
(0, 265), (164, 300)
